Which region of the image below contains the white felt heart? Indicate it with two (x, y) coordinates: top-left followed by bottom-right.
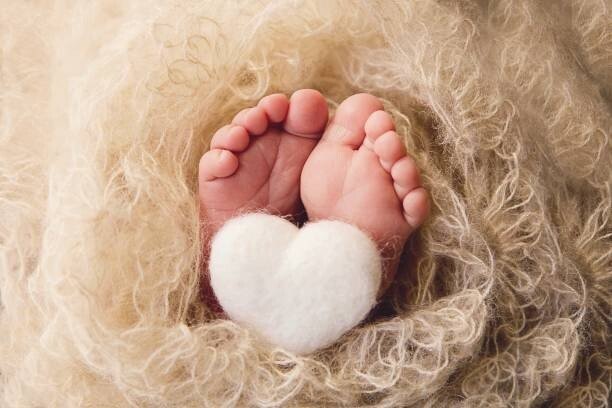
(209, 213), (381, 355)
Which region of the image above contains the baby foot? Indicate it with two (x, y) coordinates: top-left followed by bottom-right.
(199, 90), (328, 313)
(199, 89), (328, 234)
(301, 94), (429, 293)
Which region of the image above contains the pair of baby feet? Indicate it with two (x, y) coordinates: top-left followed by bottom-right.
(199, 90), (429, 298)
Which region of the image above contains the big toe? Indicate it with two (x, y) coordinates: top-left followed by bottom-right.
(283, 89), (329, 138)
(322, 93), (383, 149)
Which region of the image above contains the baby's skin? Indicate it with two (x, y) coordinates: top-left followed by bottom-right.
(199, 90), (429, 301)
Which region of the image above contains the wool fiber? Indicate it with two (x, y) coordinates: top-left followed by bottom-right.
(0, 0), (610, 406)
(209, 214), (382, 355)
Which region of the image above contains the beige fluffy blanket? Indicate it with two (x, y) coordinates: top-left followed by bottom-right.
(1, 1), (610, 406)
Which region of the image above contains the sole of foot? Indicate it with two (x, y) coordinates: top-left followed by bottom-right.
(300, 93), (430, 294)
(199, 89), (329, 234)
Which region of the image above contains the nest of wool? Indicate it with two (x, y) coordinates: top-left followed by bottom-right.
(1, 0), (610, 406)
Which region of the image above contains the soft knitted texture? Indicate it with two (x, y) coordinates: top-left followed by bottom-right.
(209, 214), (381, 355)
(1, 0), (610, 407)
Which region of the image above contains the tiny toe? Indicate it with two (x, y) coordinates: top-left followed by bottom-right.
(283, 89), (328, 138)
(402, 187), (429, 230)
(210, 125), (250, 152)
(231, 108), (249, 126)
(391, 155), (421, 198)
(373, 131), (407, 171)
(364, 110), (395, 149)
(232, 106), (268, 135)
(258, 93), (290, 123)
(199, 149), (239, 181)
(323, 93), (383, 148)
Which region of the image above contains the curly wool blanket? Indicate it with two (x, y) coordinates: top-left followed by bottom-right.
(1, 1), (610, 406)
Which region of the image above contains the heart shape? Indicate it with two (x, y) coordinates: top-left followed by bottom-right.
(209, 213), (381, 355)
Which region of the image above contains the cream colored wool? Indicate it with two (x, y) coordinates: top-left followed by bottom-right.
(209, 214), (381, 355)
(0, 0), (610, 407)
